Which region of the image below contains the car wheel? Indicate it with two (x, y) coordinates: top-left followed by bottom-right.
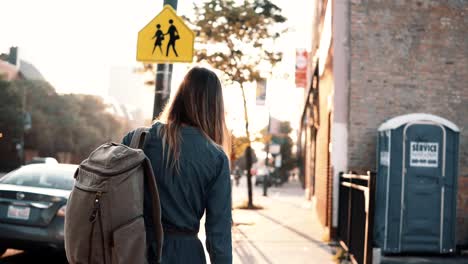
(0, 246), (7, 257)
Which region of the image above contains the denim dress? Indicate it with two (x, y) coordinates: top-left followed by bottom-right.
(122, 123), (232, 264)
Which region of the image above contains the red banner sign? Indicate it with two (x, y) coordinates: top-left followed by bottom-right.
(295, 50), (308, 88)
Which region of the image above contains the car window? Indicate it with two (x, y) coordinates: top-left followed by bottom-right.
(0, 166), (75, 190)
(26, 157), (59, 165)
(26, 159), (44, 165)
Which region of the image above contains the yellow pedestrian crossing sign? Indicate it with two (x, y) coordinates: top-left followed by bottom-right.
(137, 5), (194, 63)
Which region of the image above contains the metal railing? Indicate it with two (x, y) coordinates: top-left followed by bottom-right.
(338, 171), (376, 264)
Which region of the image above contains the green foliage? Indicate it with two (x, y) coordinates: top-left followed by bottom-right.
(234, 145), (258, 171)
(278, 134), (296, 172)
(190, 0), (286, 84)
(232, 135), (259, 170)
(0, 79), (129, 167)
(232, 135), (250, 159)
(191, 0), (286, 208)
(278, 121), (292, 134)
(0, 79), (22, 169)
(0, 79), (22, 139)
(262, 121), (297, 172)
(65, 94), (129, 161)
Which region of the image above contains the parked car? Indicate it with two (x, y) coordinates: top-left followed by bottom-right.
(26, 157), (59, 165)
(255, 166), (285, 187)
(255, 167), (273, 187)
(254, 174), (270, 187)
(0, 163), (77, 255)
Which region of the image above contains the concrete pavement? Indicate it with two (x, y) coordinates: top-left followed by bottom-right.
(227, 178), (335, 264)
(213, 177), (468, 264)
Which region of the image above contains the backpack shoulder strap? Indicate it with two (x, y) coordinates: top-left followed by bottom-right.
(129, 127), (150, 149)
(143, 158), (163, 263)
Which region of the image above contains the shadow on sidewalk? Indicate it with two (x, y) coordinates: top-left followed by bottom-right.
(255, 211), (331, 253)
(233, 227), (274, 264)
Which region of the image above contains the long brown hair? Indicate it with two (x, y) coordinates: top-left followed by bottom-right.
(157, 67), (230, 170)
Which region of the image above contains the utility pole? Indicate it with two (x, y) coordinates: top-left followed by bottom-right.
(9, 47), (25, 165)
(153, 0), (178, 119)
(263, 115), (271, 196)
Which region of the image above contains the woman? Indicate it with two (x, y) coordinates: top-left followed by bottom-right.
(122, 67), (232, 264)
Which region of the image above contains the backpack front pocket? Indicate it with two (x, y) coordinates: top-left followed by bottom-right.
(111, 216), (147, 264)
(65, 187), (107, 264)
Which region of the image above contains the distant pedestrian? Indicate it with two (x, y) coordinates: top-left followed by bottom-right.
(122, 67), (232, 264)
(233, 165), (241, 186)
(165, 19), (179, 57)
(152, 24), (164, 54)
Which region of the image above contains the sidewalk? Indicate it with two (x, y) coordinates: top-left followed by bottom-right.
(229, 179), (335, 264)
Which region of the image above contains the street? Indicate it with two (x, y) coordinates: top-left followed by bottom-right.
(0, 250), (67, 264)
(0, 173), (68, 263)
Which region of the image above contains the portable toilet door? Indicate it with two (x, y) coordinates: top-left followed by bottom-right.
(402, 120), (446, 252)
(377, 113), (460, 254)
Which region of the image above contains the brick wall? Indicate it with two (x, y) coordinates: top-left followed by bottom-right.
(458, 177), (468, 245)
(348, 0), (468, 244)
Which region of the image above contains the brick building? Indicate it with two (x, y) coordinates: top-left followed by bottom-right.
(298, 0), (467, 246)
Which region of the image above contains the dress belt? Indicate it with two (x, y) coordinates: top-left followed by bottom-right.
(163, 226), (199, 237)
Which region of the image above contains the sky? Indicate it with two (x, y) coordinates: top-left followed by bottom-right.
(1, 0), (314, 136)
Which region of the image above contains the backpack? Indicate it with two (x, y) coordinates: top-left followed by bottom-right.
(65, 128), (163, 264)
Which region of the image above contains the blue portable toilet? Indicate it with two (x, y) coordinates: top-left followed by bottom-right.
(374, 113), (460, 254)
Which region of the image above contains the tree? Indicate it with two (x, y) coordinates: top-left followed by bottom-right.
(231, 135), (250, 160)
(190, 0), (286, 208)
(17, 79), (60, 156)
(0, 78), (129, 170)
(68, 94), (129, 162)
(0, 78), (22, 170)
(232, 135), (258, 171)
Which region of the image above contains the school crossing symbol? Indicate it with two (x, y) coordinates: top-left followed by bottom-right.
(137, 5), (194, 63)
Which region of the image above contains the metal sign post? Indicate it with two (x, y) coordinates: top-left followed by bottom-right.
(136, 1), (196, 118)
